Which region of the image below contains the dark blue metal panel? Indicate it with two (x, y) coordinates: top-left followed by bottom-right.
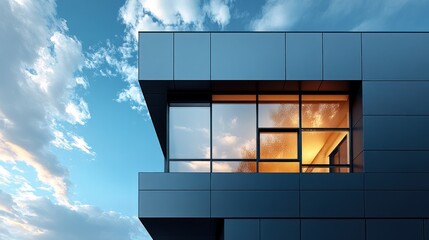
(301, 219), (365, 240)
(139, 173), (210, 190)
(323, 33), (361, 80)
(365, 191), (429, 218)
(300, 191), (364, 218)
(224, 219), (259, 240)
(362, 33), (429, 80)
(286, 33), (322, 80)
(211, 33), (285, 80)
(366, 219), (424, 240)
(139, 32), (173, 80)
(365, 151), (429, 173)
(211, 173), (299, 190)
(366, 173), (429, 190)
(174, 33), (210, 80)
(300, 174), (363, 190)
(364, 116), (429, 150)
(363, 81), (429, 115)
(211, 191), (299, 218)
(261, 219), (300, 240)
(138, 191), (210, 217)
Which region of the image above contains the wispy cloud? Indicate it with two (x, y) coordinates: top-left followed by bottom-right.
(85, 0), (235, 115)
(251, 0), (429, 31)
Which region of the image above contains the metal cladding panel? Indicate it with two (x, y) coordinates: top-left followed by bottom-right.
(366, 219), (424, 240)
(286, 33), (322, 80)
(139, 32), (173, 80)
(224, 219), (259, 240)
(363, 81), (429, 115)
(174, 33), (210, 80)
(211, 33), (285, 80)
(139, 191), (210, 218)
(365, 191), (429, 218)
(301, 219), (365, 240)
(362, 33), (429, 80)
(211, 191), (299, 218)
(139, 173), (210, 190)
(260, 219), (300, 240)
(365, 151), (429, 173)
(300, 174), (363, 190)
(364, 116), (429, 150)
(323, 33), (361, 80)
(300, 191), (364, 218)
(365, 173), (429, 190)
(211, 173), (299, 191)
(425, 219), (429, 240)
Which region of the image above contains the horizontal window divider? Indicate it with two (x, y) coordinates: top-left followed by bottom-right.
(212, 159), (256, 161)
(302, 164), (350, 167)
(259, 128), (299, 132)
(301, 128), (350, 131)
(169, 159), (211, 161)
(259, 159), (300, 162)
(258, 101), (299, 104)
(169, 103), (210, 107)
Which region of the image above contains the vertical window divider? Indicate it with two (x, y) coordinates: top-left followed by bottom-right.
(298, 94), (303, 173)
(256, 94), (259, 173)
(210, 100), (213, 173)
(166, 103), (170, 173)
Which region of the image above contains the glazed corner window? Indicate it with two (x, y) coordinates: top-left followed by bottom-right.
(168, 94), (351, 173)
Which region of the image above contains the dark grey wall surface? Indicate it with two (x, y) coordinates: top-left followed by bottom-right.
(138, 32), (429, 239)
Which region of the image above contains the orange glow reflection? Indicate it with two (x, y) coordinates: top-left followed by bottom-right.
(259, 162), (299, 173)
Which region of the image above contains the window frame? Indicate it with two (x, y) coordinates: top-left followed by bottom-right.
(167, 92), (352, 173)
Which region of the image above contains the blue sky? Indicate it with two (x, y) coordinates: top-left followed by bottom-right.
(1, 0), (429, 239)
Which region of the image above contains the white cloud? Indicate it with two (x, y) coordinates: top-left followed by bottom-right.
(206, 0), (232, 28)
(70, 134), (95, 156)
(51, 130), (72, 150)
(65, 99), (91, 125)
(75, 77), (89, 89)
(87, 0), (235, 115)
(250, 0), (301, 31)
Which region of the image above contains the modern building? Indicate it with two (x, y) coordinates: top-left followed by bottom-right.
(138, 32), (429, 240)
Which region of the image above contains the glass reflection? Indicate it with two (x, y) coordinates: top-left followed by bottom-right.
(302, 131), (348, 165)
(170, 161), (210, 172)
(260, 132), (298, 159)
(302, 95), (349, 128)
(169, 107), (210, 159)
(303, 166), (349, 173)
(212, 161), (256, 172)
(259, 162), (299, 173)
(212, 103), (256, 159)
(259, 95), (299, 128)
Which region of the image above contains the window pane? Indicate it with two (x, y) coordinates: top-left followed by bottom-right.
(259, 95), (299, 128)
(260, 132), (298, 159)
(170, 161), (210, 172)
(212, 161), (256, 172)
(259, 162), (299, 173)
(212, 103), (256, 159)
(302, 95), (349, 128)
(169, 107), (210, 159)
(302, 131), (349, 165)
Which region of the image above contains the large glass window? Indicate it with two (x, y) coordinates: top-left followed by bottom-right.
(168, 94), (350, 173)
(169, 106), (210, 159)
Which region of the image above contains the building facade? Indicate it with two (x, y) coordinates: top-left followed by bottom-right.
(138, 32), (429, 240)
